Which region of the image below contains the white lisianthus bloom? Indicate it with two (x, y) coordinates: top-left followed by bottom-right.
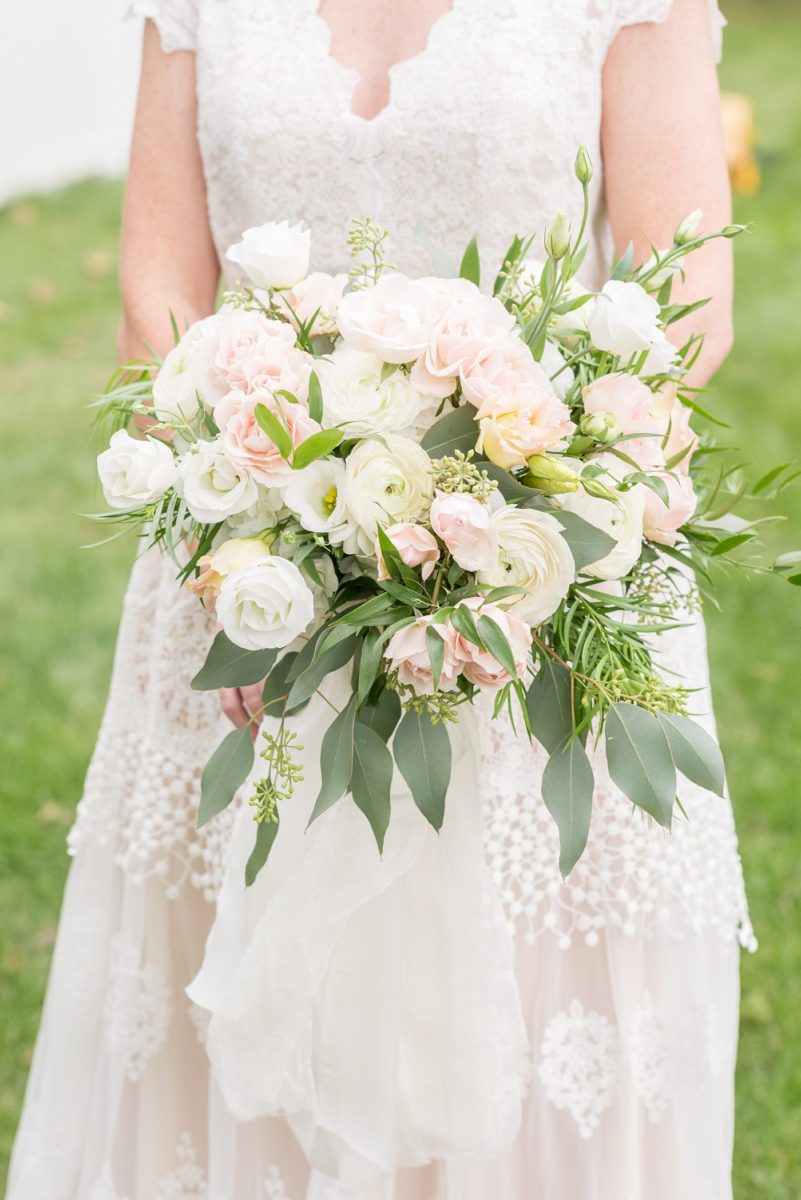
(343, 434), (434, 554)
(97, 430), (177, 509)
(226, 220), (311, 290)
(557, 464), (645, 580)
(316, 347), (434, 436)
(176, 440), (258, 524)
(283, 459), (356, 547)
(478, 507), (575, 625)
(216, 556), (315, 650)
(220, 486), (285, 539)
(587, 281), (678, 374)
(152, 314), (228, 424)
(539, 338), (574, 401)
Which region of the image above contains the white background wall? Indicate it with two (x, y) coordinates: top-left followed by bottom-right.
(0, 1), (142, 204)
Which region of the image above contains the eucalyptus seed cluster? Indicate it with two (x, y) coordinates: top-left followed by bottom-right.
(400, 687), (465, 725)
(627, 560), (701, 620)
(594, 667), (690, 716)
(432, 450), (498, 502)
(348, 217), (396, 288)
(250, 727), (304, 824)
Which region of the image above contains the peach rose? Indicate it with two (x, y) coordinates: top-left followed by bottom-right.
(476, 384), (575, 470)
(377, 523), (441, 581)
(278, 271), (349, 336)
(454, 599), (532, 692)
(383, 616), (466, 695)
(216, 389), (320, 486)
(642, 472), (697, 546)
(429, 491), (498, 573)
(185, 537), (269, 611)
(214, 311), (311, 401)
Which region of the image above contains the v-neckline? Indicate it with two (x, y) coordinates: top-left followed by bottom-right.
(311, 1), (459, 126)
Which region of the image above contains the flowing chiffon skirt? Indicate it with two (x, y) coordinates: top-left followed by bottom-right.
(7, 548), (753, 1200)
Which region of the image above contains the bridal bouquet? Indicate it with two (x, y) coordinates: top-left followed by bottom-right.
(94, 148), (798, 883)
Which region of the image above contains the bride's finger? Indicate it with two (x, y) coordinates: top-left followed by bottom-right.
(219, 686), (250, 729)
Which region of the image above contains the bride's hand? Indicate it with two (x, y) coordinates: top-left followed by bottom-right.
(219, 684), (266, 740)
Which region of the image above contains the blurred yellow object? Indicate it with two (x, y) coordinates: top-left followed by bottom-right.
(721, 91), (761, 196)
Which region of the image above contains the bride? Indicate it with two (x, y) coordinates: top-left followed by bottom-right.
(7, 1), (753, 1197)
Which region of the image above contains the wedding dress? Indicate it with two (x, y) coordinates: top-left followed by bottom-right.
(6, 2), (754, 1198)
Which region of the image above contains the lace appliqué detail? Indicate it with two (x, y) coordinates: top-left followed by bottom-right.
(154, 1134), (208, 1200)
(103, 944), (173, 1081)
(538, 1000), (621, 1137)
(264, 1166), (347, 1199)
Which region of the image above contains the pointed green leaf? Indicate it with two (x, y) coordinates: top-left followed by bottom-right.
(542, 735), (594, 877)
(261, 652), (308, 719)
(450, 603), (484, 649)
(308, 695), (357, 824)
(359, 687), (402, 742)
(291, 427), (343, 471)
(526, 658), (574, 753)
(605, 703), (676, 827)
(192, 631), (277, 691)
(254, 402), (293, 459)
(459, 235), (481, 286)
(657, 712), (725, 797)
(198, 725), (254, 828)
(245, 816), (280, 886)
(357, 629), (384, 705)
(552, 509), (616, 573)
(287, 633), (358, 709)
(393, 709), (452, 831)
(351, 722), (394, 852)
(421, 405), (480, 459)
(477, 614), (518, 678)
(307, 369), (324, 424)
(425, 625), (446, 691)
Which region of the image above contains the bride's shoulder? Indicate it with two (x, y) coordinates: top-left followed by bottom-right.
(128, 0), (199, 54)
(606, 0), (724, 60)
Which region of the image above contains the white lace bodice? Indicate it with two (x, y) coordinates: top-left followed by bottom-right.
(132, 0), (723, 285)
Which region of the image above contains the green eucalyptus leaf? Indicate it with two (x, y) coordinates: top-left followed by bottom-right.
(308, 695), (358, 824)
(605, 703), (676, 827)
(657, 712), (725, 797)
(192, 631), (277, 691)
(542, 735), (594, 877)
(477, 614), (518, 678)
(393, 709), (452, 831)
(198, 725), (254, 829)
(526, 657), (574, 753)
(350, 722), (394, 852)
(359, 688), (402, 742)
(450, 603), (484, 648)
(261, 653), (308, 719)
(287, 633), (359, 709)
(553, 509), (616, 573)
(425, 624), (446, 691)
(421, 405), (480, 459)
(356, 629), (384, 706)
(245, 816), (280, 886)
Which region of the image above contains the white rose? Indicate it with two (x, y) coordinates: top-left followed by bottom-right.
(557, 461), (645, 580)
(176, 440), (259, 524)
(316, 347), (435, 436)
(343, 434), (434, 554)
(97, 429), (177, 509)
(587, 281), (678, 374)
(283, 458), (356, 547)
(478, 507), (575, 625)
(152, 314), (228, 424)
(216, 555), (315, 650)
(226, 220), (311, 290)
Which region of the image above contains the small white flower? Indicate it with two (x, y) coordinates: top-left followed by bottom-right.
(317, 347), (436, 437)
(176, 440), (258, 525)
(152, 314), (227, 424)
(478, 507), (575, 625)
(343, 434), (434, 555)
(216, 555), (315, 650)
(283, 459), (356, 547)
(557, 458), (645, 580)
(226, 220), (311, 290)
(587, 281), (678, 374)
(97, 430), (177, 509)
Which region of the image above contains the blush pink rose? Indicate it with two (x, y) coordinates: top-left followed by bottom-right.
(476, 385), (575, 470)
(650, 383), (697, 474)
(582, 372), (663, 471)
(454, 599), (532, 692)
(459, 337), (544, 408)
(384, 616), (466, 695)
(216, 389), (320, 486)
(214, 311), (311, 401)
(412, 284), (517, 398)
(337, 273), (437, 364)
(377, 522), (441, 581)
(278, 271), (349, 336)
(642, 472), (697, 546)
(429, 491), (498, 573)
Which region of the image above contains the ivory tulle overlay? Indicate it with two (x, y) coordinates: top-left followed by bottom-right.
(7, 0), (749, 1196)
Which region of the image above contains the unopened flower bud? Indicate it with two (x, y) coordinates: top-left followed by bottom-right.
(579, 411), (622, 444)
(545, 211), (571, 261)
(526, 454), (581, 484)
(581, 476), (620, 503)
(674, 208), (703, 246)
(575, 145), (593, 185)
(723, 224), (747, 238)
(521, 473), (581, 496)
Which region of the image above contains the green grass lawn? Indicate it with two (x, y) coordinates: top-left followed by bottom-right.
(1, 4), (800, 1194)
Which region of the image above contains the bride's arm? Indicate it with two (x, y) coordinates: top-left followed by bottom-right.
(602, 0), (733, 386)
(118, 21), (219, 362)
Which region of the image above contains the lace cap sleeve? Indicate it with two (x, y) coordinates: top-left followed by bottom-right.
(610, 0), (725, 62)
(128, 0), (198, 53)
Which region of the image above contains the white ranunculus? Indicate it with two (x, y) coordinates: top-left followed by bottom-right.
(176, 440), (259, 524)
(152, 314), (227, 424)
(283, 458), (356, 547)
(226, 220), (311, 290)
(97, 430), (177, 509)
(316, 347), (434, 436)
(216, 555), (315, 650)
(587, 281), (678, 374)
(478, 507), (575, 625)
(219, 485), (285, 539)
(557, 466), (645, 580)
(343, 434), (434, 554)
